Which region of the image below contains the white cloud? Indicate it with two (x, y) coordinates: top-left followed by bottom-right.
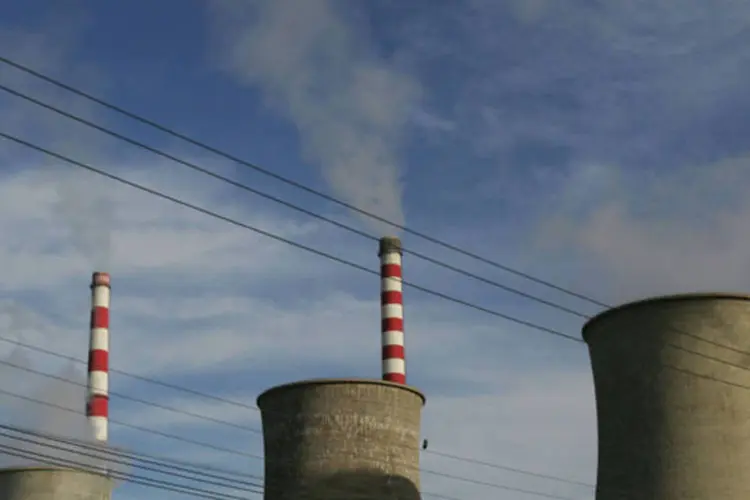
(421, 370), (595, 500)
(528, 156), (750, 303)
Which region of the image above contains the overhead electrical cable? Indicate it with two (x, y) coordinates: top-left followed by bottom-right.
(0, 130), (584, 345)
(1, 75), (744, 359)
(0, 81), (590, 320)
(0, 438), (259, 500)
(0, 333), (595, 490)
(0, 54), (607, 309)
(6, 129), (750, 367)
(0, 359), (595, 494)
(0, 429), (262, 496)
(3, 130), (750, 430)
(0, 422), (260, 484)
(2, 134), (749, 497)
(0, 419), (580, 500)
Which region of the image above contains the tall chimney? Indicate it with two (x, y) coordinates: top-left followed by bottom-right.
(379, 237), (405, 384)
(87, 272), (110, 442)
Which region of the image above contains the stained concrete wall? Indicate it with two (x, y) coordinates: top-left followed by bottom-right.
(584, 293), (750, 500)
(258, 378), (425, 500)
(0, 467), (112, 499)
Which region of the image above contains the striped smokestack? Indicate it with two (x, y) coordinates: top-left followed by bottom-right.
(379, 236), (405, 384)
(87, 272), (110, 443)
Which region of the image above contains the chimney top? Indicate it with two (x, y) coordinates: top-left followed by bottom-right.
(378, 236), (402, 256)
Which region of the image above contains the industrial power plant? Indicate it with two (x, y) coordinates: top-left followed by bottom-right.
(0, 237), (426, 500)
(2, 239), (749, 500)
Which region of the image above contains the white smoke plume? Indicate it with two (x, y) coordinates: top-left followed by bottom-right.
(0, 362), (129, 478)
(0, 302), (127, 476)
(0, 362), (102, 469)
(210, 0), (421, 234)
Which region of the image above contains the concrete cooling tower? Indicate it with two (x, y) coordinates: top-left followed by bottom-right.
(584, 293), (750, 500)
(258, 378), (425, 500)
(0, 467), (112, 499)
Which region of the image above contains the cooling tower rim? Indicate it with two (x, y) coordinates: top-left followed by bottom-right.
(582, 292), (750, 342)
(0, 466), (109, 477)
(257, 377), (426, 406)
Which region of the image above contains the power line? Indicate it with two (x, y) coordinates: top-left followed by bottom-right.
(13, 326), (750, 477)
(0, 429), (262, 497)
(3, 91), (750, 495)
(6, 65), (746, 362)
(6, 57), (748, 383)
(0, 384), (254, 458)
(0, 421), (584, 500)
(9, 318), (750, 494)
(7, 48), (747, 500)
(7, 322), (750, 497)
(0, 423), (263, 488)
(0, 425), (580, 500)
(0, 439), (447, 500)
(0, 81), (590, 321)
(0, 130), (583, 346)
(0, 356), (261, 434)
(9, 127), (750, 366)
(0, 333), (595, 490)
(6, 129), (750, 488)
(0, 358), (595, 495)
(1, 434), (461, 500)
(2, 441), (452, 500)
(7, 130), (750, 480)
(0, 130), (600, 489)
(0, 447), (257, 500)
(0, 429), (260, 500)
(0, 54), (607, 309)
(5, 53), (747, 369)
(425, 450), (593, 488)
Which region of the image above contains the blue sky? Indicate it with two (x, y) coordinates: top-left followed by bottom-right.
(1, 1), (750, 499)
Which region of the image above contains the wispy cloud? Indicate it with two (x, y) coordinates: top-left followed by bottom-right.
(380, 0), (750, 172)
(209, 0), (421, 234)
(515, 154), (746, 299)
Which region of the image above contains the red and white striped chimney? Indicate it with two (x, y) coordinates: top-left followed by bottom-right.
(87, 272), (110, 442)
(379, 237), (406, 384)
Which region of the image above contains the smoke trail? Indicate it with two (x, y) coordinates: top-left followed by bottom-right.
(0, 362), (127, 473)
(1, 362), (95, 468)
(0, 302), (124, 472)
(210, 0), (421, 234)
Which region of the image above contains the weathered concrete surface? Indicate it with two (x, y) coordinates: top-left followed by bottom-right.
(258, 378), (425, 500)
(0, 467), (112, 499)
(584, 293), (750, 500)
